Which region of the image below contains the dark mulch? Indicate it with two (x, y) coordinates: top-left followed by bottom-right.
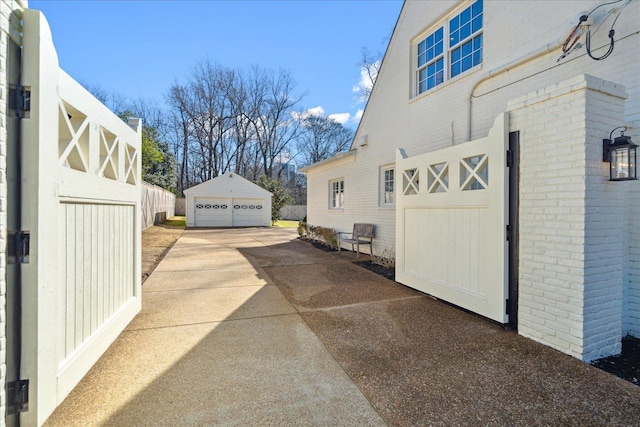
(304, 239), (336, 252)
(591, 336), (640, 386)
(354, 260), (395, 281)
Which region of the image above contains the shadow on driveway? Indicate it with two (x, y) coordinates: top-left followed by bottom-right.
(45, 228), (640, 426)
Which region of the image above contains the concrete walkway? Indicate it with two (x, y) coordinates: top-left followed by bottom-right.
(45, 228), (640, 426)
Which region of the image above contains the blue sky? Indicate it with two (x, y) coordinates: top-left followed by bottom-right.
(29, 0), (403, 128)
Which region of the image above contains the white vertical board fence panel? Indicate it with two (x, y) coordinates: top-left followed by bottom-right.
(280, 205), (307, 221)
(141, 181), (176, 229)
(22, 10), (142, 425)
(396, 113), (509, 323)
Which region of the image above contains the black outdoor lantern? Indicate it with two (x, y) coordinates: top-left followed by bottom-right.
(603, 126), (638, 181)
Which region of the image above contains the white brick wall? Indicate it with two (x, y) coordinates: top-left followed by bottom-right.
(629, 180), (640, 336)
(0, 1), (25, 424)
(508, 75), (628, 361)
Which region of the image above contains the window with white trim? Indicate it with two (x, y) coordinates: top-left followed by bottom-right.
(415, 0), (483, 95)
(380, 166), (395, 206)
(330, 179), (344, 209)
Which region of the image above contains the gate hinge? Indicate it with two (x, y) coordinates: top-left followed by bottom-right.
(506, 224), (511, 241)
(506, 298), (511, 315)
(9, 86), (31, 117)
(7, 379), (29, 414)
(506, 150), (513, 167)
(8, 231), (30, 264)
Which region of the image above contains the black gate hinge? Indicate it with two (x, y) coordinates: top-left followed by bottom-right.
(8, 231), (30, 264)
(506, 298), (511, 315)
(506, 224), (511, 241)
(506, 150), (513, 167)
(9, 86), (31, 118)
(7, 379), (29, 414)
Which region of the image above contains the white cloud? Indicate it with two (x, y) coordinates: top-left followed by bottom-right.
(292, 106), (326, 121)
(352, 61), (380, 103)
(328, 112), (350, 125)
(306, 106), (325, 116)
(293, 106), (359, 127)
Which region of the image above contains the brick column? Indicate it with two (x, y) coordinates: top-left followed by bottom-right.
(507, 74), (629, 361)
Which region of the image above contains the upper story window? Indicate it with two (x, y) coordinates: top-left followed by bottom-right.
(330, 179), (344, 209)
(415, 0), (483, 96)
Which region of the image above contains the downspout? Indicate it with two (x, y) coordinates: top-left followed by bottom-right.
(466, 38), (564, 140)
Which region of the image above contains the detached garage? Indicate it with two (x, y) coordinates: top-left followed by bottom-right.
(184, 173), (273, 227)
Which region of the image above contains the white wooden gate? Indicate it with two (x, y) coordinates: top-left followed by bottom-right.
(21, 11), (142, 425)
(395, 114), (509, 323)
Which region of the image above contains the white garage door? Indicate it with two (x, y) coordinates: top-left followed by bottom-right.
(194, 198), (230, 227)
(232, 198), (265, 226)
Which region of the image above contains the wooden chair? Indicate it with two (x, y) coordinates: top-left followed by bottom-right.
(337, 223), (374, 258)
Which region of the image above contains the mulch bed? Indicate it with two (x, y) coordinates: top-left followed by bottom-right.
(353, 260), (395, 281)
(305, 239), (336, 252)
(591, 336), (640, 386)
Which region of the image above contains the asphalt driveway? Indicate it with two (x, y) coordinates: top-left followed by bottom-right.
(45, 228), (640, 426)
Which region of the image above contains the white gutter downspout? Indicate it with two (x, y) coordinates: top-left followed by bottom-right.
(466, 37), (564, 140)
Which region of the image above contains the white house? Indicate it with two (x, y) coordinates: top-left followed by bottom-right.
(184, 173), (273, 227)
(303, 0), (640, 362)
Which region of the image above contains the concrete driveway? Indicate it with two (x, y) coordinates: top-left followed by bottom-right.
(45, 228), (640, 426)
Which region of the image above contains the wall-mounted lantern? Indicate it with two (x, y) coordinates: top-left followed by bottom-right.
(603, 126), (638, 181)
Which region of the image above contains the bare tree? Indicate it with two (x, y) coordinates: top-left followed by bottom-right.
(355, 47), (382, 102)
(245, 66), (304, 180)
(297, 114), (354, 167)
(166, 61), (305, 192)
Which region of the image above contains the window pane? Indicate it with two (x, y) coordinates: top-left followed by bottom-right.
(435, 27), (444, 45)
(418, 39), (427, 66)
(461, 22), (471, 40)
(452, 47), (461, 63)
(473, 49), (482, 66)
(451, 61), (461, 77)
(472, 15), (482, 33)
(331, 180), (344, 208)
(472, 0), (483, 16)
(450, 29), (459, 46)
(435, 40), (444, 56)
(450, 15), (459, 31)
(462, 55), (472, 71)
(462, 39), (472, 56)
(383, 168), (395, 205)
(473, 33), (482, 50)
(461, 7), (471, 24)
(418, 67), (427, 93)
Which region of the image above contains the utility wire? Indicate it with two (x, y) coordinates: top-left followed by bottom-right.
(559, 0), (634, 61)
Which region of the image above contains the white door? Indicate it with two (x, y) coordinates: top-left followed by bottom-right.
(194, 197), (230, 227)
(396, 114), (509, 323)
(232, 198), (265, 226)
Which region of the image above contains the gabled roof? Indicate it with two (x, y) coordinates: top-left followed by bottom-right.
(349, 1), (406, 151)
(299, 150), (356, 173)
(184, 172), (273, 196)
